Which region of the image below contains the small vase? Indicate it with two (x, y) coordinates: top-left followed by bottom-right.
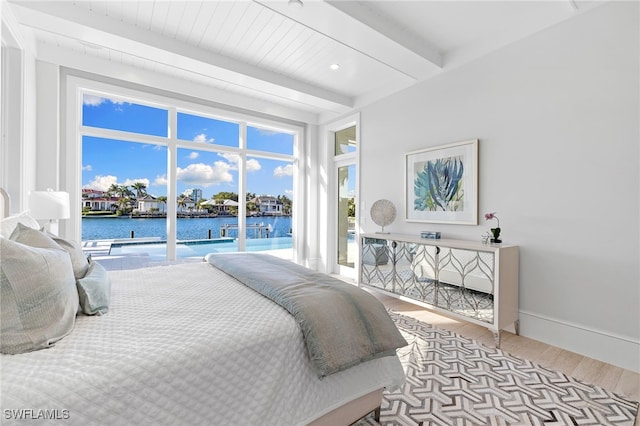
(490, 227), (501, 244)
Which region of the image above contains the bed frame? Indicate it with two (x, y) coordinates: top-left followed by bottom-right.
(0, 187), (9, 218)
(310, 389), (381, 425)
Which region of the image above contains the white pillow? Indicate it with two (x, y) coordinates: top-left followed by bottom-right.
(1, 237), (78, 354)
(9, 224), (91, 280)
(0, 211), (40, 238)
(76, 259), (111, 315)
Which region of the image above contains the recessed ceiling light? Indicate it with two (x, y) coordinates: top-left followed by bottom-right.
(330, 63), (340, 70)
(288, 0), (303, 7)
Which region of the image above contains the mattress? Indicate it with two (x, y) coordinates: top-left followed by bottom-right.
(1, 262), (405, 425)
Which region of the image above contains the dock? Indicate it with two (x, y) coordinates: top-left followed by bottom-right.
(220, 223), (272, 238)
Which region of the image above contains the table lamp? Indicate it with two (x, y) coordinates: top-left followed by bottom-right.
(28, 189), (70, 235)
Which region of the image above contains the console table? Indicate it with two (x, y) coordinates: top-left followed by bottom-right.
(360, 233), (519, 347)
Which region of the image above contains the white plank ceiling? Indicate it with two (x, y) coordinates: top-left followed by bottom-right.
(5, 0), (603, 122)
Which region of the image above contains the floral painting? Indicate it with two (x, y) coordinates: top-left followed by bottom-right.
(405, 139), (478, 224)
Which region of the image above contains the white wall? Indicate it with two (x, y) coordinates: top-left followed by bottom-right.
(357, 2), (639, 371)
(35, 61), (60, 191)
(1, 5), (38, 212)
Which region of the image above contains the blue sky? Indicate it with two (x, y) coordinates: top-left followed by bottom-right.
(82, 96), (293, 200)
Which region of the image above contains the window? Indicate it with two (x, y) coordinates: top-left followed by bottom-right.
(83, 95), (168, 137)
(76, 84), (300, 265)
(177, 112), (239, 148)
(334, 126), (356, 155)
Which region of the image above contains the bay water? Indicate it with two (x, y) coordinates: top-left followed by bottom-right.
(82, 216), (292, 241)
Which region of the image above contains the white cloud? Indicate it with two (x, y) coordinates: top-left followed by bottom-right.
(188, 152), (199, 159)
(193, 133), (214, 144)
(82, 165), (93, 171)
(84, 176), (152, 192)
(83, 94), (125, 106)
(285, 189), (294, 196)
(273, 164), (294, 177)
(217, 153), (261, 172)
(177, 161), (233, 187)
(123, 178), (150, 188)
(255, 128), (282, 136)
(83, 94), (105, 106)
(154, 175), (168, 186)
(247, 158), (262, 172)
(84, 175), (118, 192)
(219, 152), (240, 168)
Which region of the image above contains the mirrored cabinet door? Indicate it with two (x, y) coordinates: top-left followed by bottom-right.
(360, 234), (519, 347)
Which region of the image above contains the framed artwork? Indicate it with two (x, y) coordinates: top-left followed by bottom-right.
(405, 139), (478, 224)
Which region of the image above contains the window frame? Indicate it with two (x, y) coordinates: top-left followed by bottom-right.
(65, 76), (303, 262)
(324, 113), (360, 277)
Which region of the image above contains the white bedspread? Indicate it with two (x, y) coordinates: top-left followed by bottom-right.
(1, 262), (405, 426)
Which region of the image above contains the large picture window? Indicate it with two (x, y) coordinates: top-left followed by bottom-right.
(77, 86), (299, 265)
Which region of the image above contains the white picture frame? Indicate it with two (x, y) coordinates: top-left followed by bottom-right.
(405, 139), (478, 225)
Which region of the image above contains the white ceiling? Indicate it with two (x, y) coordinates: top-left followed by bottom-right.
(4, 0), (603, 122)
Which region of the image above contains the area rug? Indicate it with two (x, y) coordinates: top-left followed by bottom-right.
(355, 311), (639, 426)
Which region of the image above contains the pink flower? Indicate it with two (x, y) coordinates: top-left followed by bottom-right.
(485, 212), (500, 227)
(484, 212), (501, 241)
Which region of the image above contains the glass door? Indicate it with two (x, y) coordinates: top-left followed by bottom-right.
(333, 122), (357, 278)
(337, 163), (356, 272)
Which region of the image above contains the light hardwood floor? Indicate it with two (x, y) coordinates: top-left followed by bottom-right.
(367, 288), (640, 425)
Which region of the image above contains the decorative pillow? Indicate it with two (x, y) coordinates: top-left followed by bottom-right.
(49, 233), (90, 280)
(9, 222), (61, 250)
(76, 260), (111, 315)
(0, 238), (78, 354)
(9, 224), (90, 280)
(0, 211), (40, 238)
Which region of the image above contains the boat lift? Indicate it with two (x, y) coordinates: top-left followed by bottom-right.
(220, 223), (272, 238)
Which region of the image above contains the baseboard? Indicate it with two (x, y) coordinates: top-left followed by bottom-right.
(519, 310), (640, 373)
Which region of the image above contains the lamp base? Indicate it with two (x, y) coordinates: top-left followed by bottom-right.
(44, 219), (60, 236)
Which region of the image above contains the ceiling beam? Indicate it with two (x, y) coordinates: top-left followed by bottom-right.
(256, 0), (442, 80)
(9, 2), (354, 111)
(325, 1), (443, 68)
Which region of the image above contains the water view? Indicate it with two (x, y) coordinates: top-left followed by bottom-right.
(82, 216), (292, 242)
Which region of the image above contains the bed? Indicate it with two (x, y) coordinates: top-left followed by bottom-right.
(0, 190), (406, 425)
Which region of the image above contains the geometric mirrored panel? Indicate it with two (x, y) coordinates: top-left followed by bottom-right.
(361, 238), (495, 324)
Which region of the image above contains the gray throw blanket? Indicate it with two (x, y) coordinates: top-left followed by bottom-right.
(205, 253), (407, 378)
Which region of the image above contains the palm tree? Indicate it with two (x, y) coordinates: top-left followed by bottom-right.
(131, 182), (147, 199)
(214, 191), (238, 202)
(117, 196), (130, 214)
(279, 194), (292, 215)
(107, 183), (120, 198)
(196, 198), (208, 212)
(123, 186), (135, 198)
(177, 196), (187, 212)
(156, 196), (167, 214)
(107, 183), (130, 213)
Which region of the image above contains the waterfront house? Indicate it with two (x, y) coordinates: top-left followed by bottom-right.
(137, 194), (161, 213)
(202, 199), (238, 216)
(255, 196), (283, 216)
(81, 189), (117, 212)
(177, 197), (196, 213)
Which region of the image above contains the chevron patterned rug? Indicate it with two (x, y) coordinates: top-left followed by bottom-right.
(355, 311), (639, 426)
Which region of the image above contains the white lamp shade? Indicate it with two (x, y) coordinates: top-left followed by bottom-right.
(28, 190), (71, 220)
